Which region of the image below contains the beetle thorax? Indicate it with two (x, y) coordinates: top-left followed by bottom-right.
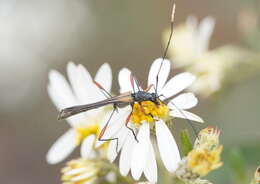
(132, 91), (155, 102)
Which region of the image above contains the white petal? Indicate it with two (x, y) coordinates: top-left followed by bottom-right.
(170, 109), (204, 123)
(148, 58), (170, 93)
(65, 167), (87, 175)
(131, 123), (150, 180)
(118, 68), (132, 93)
(116, 127), (129, 151)
(198, 16), (215, 52)
(168, 93), (198, 110)
(119, 132), (135, 176)
(67, 62), (103, 105)
(48, 70), (85, 126)
(81, 134), (95, 159)
(108, 127), (129, 162)
(78, 64), (107, 116)
(100, 110), (126, 139)
(143, 141), (157, 183)
(95, 110), (128, 148)
(48, 70), (76, 109)
(186, 16), (198, 31)
(78, 64), (105, 102)
(66, 62), (80, 98)
(94, 63), (112, 93)
(155, 120), (181, 172)
(46, 129), (77, 164)
(71, 170), (96, 181)
(118, 67), (140, 93)
(108, 139), (118, 162)
(161, 72), (195, 99)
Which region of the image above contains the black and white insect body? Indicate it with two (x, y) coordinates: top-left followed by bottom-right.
(131, 91), (158, 105)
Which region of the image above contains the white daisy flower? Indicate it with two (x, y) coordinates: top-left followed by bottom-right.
(165, 16), (215, 68)
(46, 62), (113, 164)
(107, 58), (204, 183)
(164, 16), (243, 97)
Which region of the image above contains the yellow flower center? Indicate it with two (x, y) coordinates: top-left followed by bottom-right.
(187, 146), (223, 176)
(130, 101), (169, 125)
(75, 124), (100, 145)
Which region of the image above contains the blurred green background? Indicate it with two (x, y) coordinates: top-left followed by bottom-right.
(0, 0), (259, 183)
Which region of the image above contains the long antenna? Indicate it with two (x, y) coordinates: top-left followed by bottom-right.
(155, 3), (176, 94)
(162, 3), (175, 61)
(155, 3), (199, 138)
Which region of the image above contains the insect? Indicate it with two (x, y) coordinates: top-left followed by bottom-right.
(58, 4), (197, 147)
(58, 81), (159, 120)
(58, 73), (161, 143)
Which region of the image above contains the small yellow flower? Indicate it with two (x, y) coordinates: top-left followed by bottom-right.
(61, 158), (100, 184)
(186, 127), (223, 177)
(175, 126), (223, 182)
(187, 146), (223, 177)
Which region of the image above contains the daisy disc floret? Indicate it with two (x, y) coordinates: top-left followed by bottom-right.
(131, 101), (170, 125)
(107, 58), (204, 183)
(46, 62), (113, 164)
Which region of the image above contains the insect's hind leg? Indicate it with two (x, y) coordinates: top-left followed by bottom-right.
(125, 110), (139, 143)
(98, 137), (119, 154)
(98, 107), (120, 153)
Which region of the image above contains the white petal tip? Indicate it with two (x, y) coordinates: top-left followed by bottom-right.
(67, 61), (76, 68)
(184, 72), (196, 81)
(46, 155), (58, 165)
(170, 110), (204, 123)
(203, 16), (216, 25)
(48, 70), (59, 79)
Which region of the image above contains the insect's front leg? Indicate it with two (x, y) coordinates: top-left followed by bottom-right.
(98, 107), (119, 153)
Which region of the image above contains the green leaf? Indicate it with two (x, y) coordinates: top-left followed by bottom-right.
(226, 148), (247, 184)
(180, 129), (193, 156)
